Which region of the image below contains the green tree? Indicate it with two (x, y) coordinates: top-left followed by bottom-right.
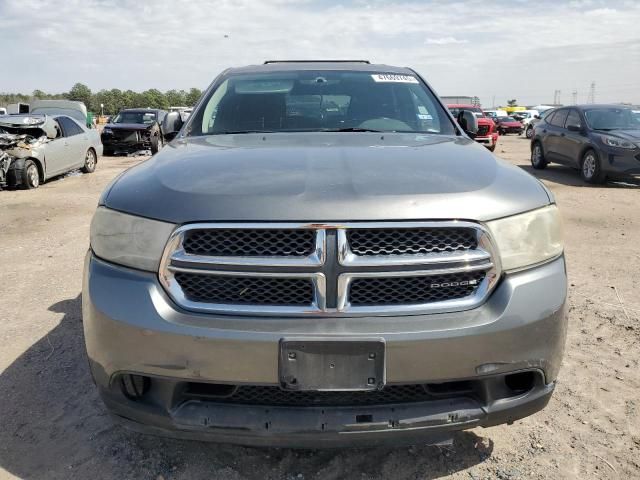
(185, 87), (202, 106)
(68, 83), (93, 106)
(165, 89), (187, 107)
(507, 99), (518, 107)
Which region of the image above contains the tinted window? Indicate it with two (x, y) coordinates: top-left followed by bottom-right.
(58, 116), (84, 136)
(190, 70), (456, 135)
(113, 111), (157, 124)
(565, 109), (582, 128)
(549, 109), (568, 127)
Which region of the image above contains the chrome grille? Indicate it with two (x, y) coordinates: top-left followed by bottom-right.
(346, 227), (477, 256)
(349, 271), (487, 306)
(159, 222), (500, 316)
(183, 228), (315, 257)
(174, 272), (314, 306)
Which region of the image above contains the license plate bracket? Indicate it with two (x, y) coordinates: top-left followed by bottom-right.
(279, 339), (385, 391)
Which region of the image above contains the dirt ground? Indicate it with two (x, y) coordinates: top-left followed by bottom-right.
(0, 135), (639, 480)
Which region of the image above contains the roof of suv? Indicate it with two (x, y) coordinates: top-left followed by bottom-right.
(226, 61), (415, 75)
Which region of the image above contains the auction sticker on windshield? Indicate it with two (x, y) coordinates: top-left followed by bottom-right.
(371, 73), (419, 83)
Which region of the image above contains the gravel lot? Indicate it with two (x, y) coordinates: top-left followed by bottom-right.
(0, 135), (638, 480)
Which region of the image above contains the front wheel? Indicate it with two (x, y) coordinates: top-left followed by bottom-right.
(531, 142), (548, 170)
(21, 159), (40, 189)
(150, 133), (163, 154)
(487, 144), (496, 152)
(581, 149), (606, 184)
(82, 149), (97, 173)
(525, 125), (534, 139)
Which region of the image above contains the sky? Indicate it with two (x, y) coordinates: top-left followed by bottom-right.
(1, 0), (639, 107)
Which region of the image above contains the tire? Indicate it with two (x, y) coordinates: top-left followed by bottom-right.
(103, 148), (113, 156)
(150, 132), (163, 155)
(581, 149), (606, 184)
(531, 142), (548, 170)
(21, 159), (40, 189)
(525, 125), (534, 139)
(82, 148), (97, 173)
(487, 144), (496, 152)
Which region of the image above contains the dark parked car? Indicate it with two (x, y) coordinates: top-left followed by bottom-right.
(101, 108), (167, 155)
(84, 61), (566, 448)
(531, 104), (640, 183)
(495, 116), (523, 135)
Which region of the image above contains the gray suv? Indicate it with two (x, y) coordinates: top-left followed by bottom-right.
(83, 61), (567, 448)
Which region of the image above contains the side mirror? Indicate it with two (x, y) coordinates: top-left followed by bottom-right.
(567, 124), (582, 132)
(457, 110), (478, 138)
(534, 115), (541, 119)
(162, 111), (184, 141)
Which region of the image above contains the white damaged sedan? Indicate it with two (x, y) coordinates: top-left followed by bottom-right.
(0, 114), (102, 189)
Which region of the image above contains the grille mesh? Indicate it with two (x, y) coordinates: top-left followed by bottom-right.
(477, 125), (490, 136)
(349, 272), (486, 306)
(174, 273), (314, 306)
(183, 229), (315, 257)
(347, 228), (477, 256)
(204, 385), (433, 407)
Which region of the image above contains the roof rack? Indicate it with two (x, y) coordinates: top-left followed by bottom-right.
(264, 60), (370, 64)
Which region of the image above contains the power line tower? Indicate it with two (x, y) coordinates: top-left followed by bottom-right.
(572, 89), (578, 105)
(553, 90), (561, 105)
(587, 82), (596, 103)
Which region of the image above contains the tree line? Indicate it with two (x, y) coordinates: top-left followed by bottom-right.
(0, 83), (203, 115)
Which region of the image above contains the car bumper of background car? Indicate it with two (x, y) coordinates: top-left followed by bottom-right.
(83, 252), (568, 447)
(599, 147), (640, 180)
(474, 135), (496, 146)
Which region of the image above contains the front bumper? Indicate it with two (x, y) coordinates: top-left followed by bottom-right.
(101, 135), (151, 153)
(83, 253), (568, 446)
(599, 147), (640, 180)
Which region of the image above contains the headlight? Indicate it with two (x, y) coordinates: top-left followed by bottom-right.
(486, 205), (563, 272)
(102, 128), (112, 134)
(90, 207), (175, 271)
(601, 134), (637, 149)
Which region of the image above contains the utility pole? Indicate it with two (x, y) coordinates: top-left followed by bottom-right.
(587, 82), (596, 103)
(572, 90), (578, 105)
(553, 90), (561, 105)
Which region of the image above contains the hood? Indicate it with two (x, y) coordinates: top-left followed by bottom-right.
(0, 114), (57, 139)
(104, 123), (153, 131)
(500, 120), (522, 126)
(605, 129), (640, 142)
(104, 132), (551, 223)
(477, 117), (493, 126)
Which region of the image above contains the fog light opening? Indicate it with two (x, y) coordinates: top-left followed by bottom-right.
(504, 371), (535, 395)
(120, 374), (151, 400)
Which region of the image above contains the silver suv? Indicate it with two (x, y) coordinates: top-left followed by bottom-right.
(83, 61), (567, 448)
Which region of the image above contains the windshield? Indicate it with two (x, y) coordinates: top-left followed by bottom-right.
(584, 108), (640, 130)
(188, 70), (455, 135)
(112, 111), (157, 125)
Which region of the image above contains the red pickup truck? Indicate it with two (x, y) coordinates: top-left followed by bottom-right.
(447, 104), (499, 152)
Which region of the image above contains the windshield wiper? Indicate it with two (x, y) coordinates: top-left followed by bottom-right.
(212, 130), (276, 135)
(592, 127), (614, 131)
(323, 127), (383, 133)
